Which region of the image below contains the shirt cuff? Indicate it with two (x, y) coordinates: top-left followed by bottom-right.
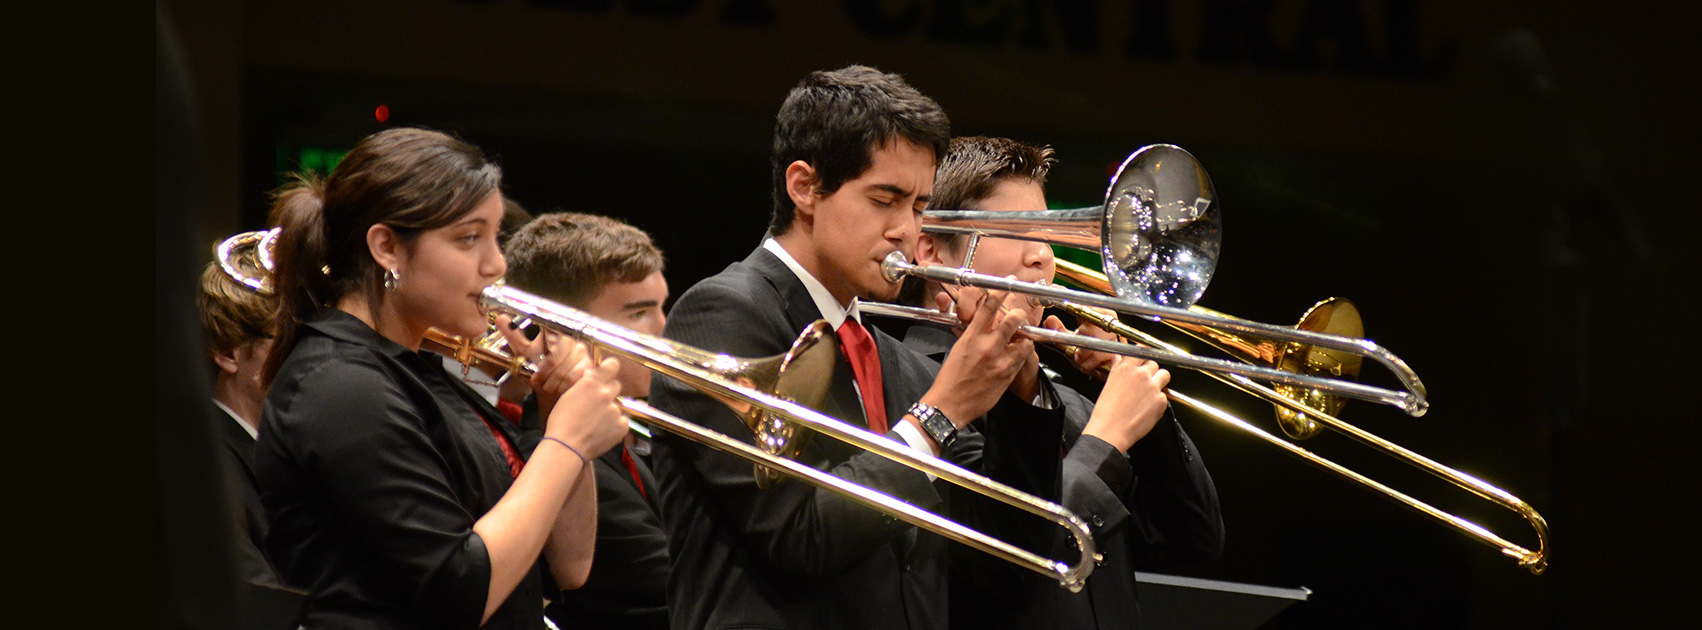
(891, 420), (939, 481)
(1029, 380), (1056, 409)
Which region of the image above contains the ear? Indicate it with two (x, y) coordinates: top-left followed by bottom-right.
(212, 346), (241, 375)
(916, 233), (946, 267)
(367, 223), (405, 274)
(784, 160), (819, 220)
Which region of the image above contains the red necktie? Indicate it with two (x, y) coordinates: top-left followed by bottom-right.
(620, 445), (649, 501)
(835, 318), (888, 435)
(474, 407), (525, 479)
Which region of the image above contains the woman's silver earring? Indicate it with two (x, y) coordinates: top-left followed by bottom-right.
(384, 268), (401, 291)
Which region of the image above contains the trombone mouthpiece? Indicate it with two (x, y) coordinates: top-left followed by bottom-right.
(881, 251), (910, 283)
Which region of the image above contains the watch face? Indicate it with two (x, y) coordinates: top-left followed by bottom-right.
(909, 403), (954, 446)
(923, 413), (953, 446)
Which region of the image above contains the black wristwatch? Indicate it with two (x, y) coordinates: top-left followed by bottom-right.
(909, 402), (957, 449)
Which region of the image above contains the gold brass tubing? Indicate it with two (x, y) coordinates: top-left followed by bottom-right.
(1163, 387), (1548, 573)
(1055, 259), (1275, 362)
(1050, 298), (1549, 574)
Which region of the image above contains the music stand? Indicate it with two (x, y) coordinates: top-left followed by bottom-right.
(1136, 572), (1310, 630)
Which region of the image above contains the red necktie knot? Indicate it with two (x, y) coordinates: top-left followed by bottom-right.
(835, 319), (888, 435)
(495, 398), (524, 425)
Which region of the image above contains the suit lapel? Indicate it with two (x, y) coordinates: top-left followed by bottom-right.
(744, 246), (868, 431)
(748, 248), (931, 561)
(745, 247), (828, 334)
(216, 407), (259, 481)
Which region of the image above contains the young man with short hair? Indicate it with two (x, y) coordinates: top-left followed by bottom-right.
(908, 136), (1225, 629)
(197, 260), (285, 588)
(502, 211), (671, 630)
(649, 66), (1066, 630)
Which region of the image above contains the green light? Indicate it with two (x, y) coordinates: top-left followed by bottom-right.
(1051, 244), (1102, 270)
(276, 143), (351, 182)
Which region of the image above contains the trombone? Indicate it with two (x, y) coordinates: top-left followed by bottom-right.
(883, 144), (1549, 574)
(216, 229), (1101, 591)
(919, 144), (1429, 418)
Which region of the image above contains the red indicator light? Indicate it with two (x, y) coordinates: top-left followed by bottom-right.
(375, 104), (390, 123)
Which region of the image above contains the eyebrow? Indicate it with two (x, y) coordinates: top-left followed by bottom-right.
(453, 217), (492, 228)
(623, 299), (662, 310)
(870, 183), (930, 203)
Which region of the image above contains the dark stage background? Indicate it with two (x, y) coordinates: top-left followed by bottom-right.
(161, 1), (1700, 627)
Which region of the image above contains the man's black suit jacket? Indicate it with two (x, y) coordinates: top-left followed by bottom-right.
(905, 325), (1224, 630)
(649, 246), (1065, 630)
(217, 408), (284, 588)
(545, 444), (670, 629)
(508, 376), (672, 630)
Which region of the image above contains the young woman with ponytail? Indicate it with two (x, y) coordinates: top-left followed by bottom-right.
(255, 127), (629, 629)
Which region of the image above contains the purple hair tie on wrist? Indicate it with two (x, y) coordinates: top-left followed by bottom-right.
(540, 436), (588, 466)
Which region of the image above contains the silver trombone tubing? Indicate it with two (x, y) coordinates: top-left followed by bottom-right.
(479, 284), (1099, 592)
(855, 301), (1548, 574)
(879, 251), (1429, 417)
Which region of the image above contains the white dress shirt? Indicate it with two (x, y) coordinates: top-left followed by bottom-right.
(762, 238), (938, 458)
(213, 398), (258, 440)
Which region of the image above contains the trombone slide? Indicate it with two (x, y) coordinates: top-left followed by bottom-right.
(479, 284), (1102, 591)
(857, 300), (1548, 574)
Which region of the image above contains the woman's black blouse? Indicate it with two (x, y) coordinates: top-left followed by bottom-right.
(255, 310), (546, 629)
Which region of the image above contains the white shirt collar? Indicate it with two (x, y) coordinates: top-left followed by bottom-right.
(212, 398), (258, 440)
(763, 238), (860, 328)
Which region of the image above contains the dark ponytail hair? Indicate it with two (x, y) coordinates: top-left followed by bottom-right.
(264, 127), (502, 384)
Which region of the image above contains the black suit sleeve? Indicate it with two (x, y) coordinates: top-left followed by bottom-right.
(942, 380), (1070, 599)
(1123, 407), (1225, 568)
(548, 456), (670, 626)
(649, 275), (942, 580)
(1055, 382), (1224, 570)
(1062, 432), (1137, 535)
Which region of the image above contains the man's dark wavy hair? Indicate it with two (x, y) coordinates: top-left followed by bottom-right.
(768, 65), (951, 235)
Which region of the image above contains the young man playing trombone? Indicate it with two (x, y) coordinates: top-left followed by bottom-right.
(902, 136), (1224, 629)
(648, 66), (1069, 630)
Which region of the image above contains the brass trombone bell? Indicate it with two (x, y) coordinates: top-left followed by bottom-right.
(1053, 258), (1364, 440)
